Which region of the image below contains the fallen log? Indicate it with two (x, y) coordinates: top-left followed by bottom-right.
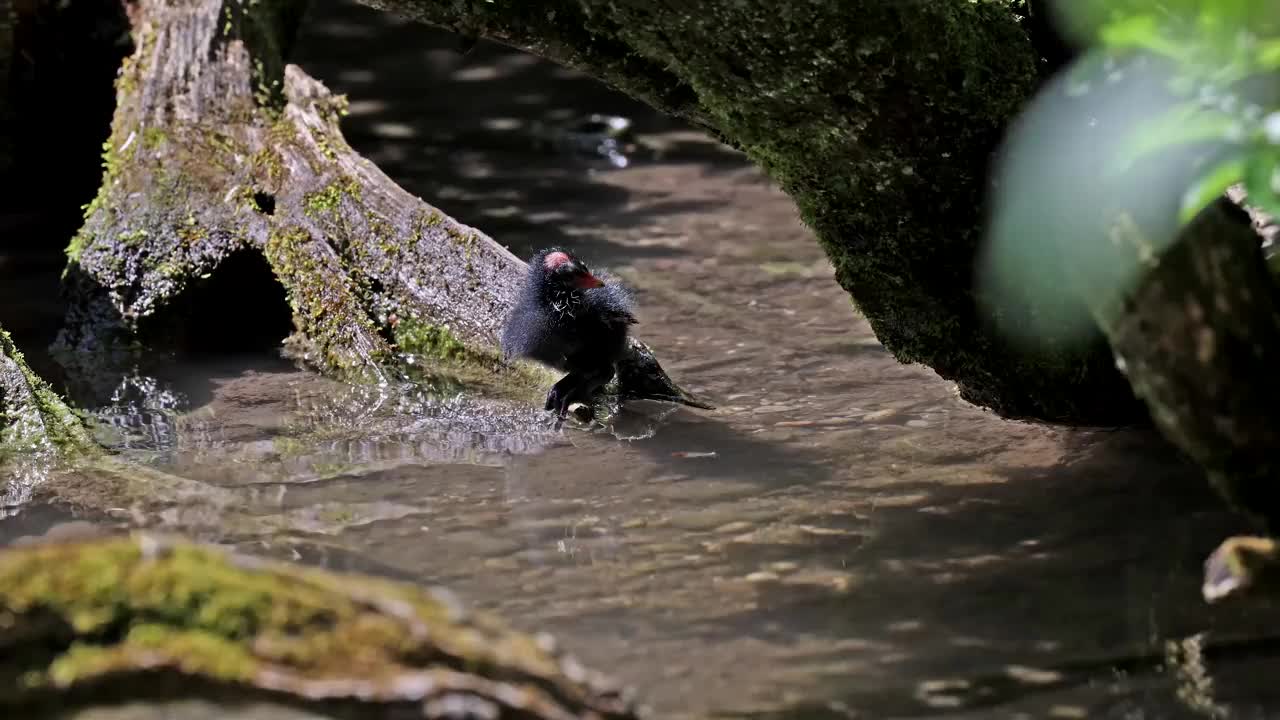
(56, 0), (706, 414)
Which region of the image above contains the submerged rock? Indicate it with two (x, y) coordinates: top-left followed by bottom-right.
(0, 533), (641, 719)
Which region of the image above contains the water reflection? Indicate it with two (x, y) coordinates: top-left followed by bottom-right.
(36, 344), (1276, 718)
(0, 456), (52, 520)
(90, 371), (186, 452)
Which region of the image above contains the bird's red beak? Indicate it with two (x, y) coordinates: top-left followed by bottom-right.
(574, 272), (605, 289)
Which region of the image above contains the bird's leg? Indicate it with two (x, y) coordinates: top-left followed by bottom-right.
(545, 367), (616, 420)
(557, 367), (616, 417)
(545, 372), (582, 415)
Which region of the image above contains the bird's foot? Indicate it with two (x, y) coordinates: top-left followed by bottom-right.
(546, 373), (584, 419)
(544, 385), (576, 421)
(546, 371), (610, 425)
(552, 403), (596, 431)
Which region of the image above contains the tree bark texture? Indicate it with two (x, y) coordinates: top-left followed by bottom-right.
(353, 0), (1143, 423)
(1090, 197), (1280, 528)
(58, 0), (704, 411)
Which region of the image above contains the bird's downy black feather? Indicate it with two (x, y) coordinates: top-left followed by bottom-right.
(500, 248), (637, 418)
(583, 271), (638, 327)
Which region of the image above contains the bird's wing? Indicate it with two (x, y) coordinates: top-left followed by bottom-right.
(500, 304), (543, 358)
(586, 282), (638, 325)
(599, 306), (638, 326)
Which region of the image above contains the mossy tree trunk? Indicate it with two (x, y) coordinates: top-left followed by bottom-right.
(1088, 197), (1280, 528)
(59, 0), (702, 410)
(353, 0), (1142, 423)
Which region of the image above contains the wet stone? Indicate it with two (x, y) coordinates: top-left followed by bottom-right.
(64, 700), (340, 720)
(667, 510), (751, 532)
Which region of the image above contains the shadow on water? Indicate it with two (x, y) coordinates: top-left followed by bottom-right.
(291, 1), (751, 268)
(46, 252), (300, 454)
(606, 404), (836, 487)
(699, 428), (1280, 718)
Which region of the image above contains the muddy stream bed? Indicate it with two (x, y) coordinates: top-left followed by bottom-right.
(6, 3), (1280, 719)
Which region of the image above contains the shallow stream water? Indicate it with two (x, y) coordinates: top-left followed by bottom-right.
(7, 3), (1280, 719)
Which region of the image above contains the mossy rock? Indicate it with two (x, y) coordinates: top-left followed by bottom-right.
(0, 328), (94, 459)
(0, 533), (640, 719)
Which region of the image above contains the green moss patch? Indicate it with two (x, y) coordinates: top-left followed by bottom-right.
(0, 534), (636, 718)
(303, 177), (361, 217)
(0, 329), (94, 457)
(391, 318), (556, 401)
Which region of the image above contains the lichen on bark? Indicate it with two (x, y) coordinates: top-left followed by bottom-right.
(0, 533), (639, 719)
(1087, 197), (1280, 529)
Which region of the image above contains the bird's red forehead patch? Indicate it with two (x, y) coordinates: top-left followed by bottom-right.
(543, 251), (573, 270)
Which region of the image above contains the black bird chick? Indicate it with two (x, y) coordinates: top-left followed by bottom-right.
(501, 248), (638, 418)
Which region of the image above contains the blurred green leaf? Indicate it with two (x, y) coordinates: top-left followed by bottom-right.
(1053, 0), (1194, 47)
(989, 0), (1280, 352)
(1100, 14), (1188, 59)
(981, 49), (1202, 351)
(1109, 104), (1241, 175)
(1243, 148), (1280, 216)
(1179, 155), (1245, 221)
(1200, 0), (1266, 27)
(1256, 38), (1280, 68)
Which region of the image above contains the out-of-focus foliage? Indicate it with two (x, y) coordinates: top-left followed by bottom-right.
(981, 1), (1279, 349)
(1070, 0), (1280, 219)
